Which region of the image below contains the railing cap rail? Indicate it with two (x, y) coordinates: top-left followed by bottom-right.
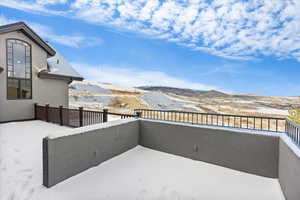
(286, 118), (300, 128)
(134, 109), (286, 120)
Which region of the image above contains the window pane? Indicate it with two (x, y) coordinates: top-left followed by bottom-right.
(25, 48), (30, 56)
(13, 43), (26, 78)
(7, 41), (12, 48)
(7, 78), (19, 99)
(7, 40), (32, 100)
(7, 58), (12, 65)
(8, 65), (13, 71)
(8, 71), (13, 77)
(20, 80), (31, 99)
(7, 48), (12, 54)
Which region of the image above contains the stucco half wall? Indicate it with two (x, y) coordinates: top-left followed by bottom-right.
(139, 120), (279, 178)
(43, 119), (140, 187)
(43, 119), (280, 186)
(42, 119), (300, 199)
(0, 31), (69, 122)
(278, 136), (300, 200)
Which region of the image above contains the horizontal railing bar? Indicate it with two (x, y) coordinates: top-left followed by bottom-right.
(107, 112), (137, 117)
(134, 109), (286, 120)
(35, 104), (138, 128)
(286, 118), (300, 129)
(82, 110), (104, 114)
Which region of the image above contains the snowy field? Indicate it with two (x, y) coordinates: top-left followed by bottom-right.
(0, 121), (285, 200)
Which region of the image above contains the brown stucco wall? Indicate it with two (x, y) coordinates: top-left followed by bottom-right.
(0, 31), (69, 122)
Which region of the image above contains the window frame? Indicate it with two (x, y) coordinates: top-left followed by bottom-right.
(6, 38), (33, 100)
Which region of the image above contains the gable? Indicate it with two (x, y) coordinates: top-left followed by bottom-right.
(0, 22), (56, 56)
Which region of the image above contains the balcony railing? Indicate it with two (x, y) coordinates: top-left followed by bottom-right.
(134, 109), (286, 132)
(34, 105), (300, 148)
(35, 104), (139, 128)
(286, 119), (300, 147)
(135, 109), (300, 148)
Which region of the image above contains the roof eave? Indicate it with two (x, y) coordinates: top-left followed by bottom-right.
(0, 22), (56, 56)
(38, 71), (84, 82)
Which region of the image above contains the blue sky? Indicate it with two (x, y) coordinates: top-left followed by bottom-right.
(0, 0), (300, 96)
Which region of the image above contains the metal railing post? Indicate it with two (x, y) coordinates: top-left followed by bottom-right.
(59, 105), (63, 126)
(45, 104), (49, 122)
(103, 109), (108, 123)
(34, 103), (38, 120)
(136, 111), (142, 118)
(79, 107), (83, 127)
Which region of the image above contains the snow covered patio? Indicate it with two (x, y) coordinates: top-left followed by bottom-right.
(0, 120), (287, 200)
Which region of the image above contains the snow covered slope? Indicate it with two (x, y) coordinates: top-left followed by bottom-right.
(69, 81), (300, 117)
(69, 81), (192, 112)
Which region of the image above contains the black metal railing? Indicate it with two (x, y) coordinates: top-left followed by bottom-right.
(286, 119), (300, 147)
(134, 109), (300, 148)
(134, 109), (287, 132)
(107, 111), (139, 120)
(35, 105), (300, 148)
(35, 104), (139, 128)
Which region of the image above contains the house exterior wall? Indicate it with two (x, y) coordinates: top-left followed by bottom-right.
(0, 31), (69, 122)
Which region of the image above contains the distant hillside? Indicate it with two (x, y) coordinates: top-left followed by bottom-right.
(69, 81), (300, 117)
(137, 86), (231, 98)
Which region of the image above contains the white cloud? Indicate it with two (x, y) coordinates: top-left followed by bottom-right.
(37, 0), (67, 5)
(1, 0), (300, 61)
(72, 62), (218, 91)
(0, 15), (102, 48)
(0, 0), (66, 15)
(29, 22), (102, 48)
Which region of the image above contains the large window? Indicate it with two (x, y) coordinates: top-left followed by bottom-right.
(7, 39), (32, 100)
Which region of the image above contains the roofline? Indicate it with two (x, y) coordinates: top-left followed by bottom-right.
(38, 71), (84, 82)
(0, 22), (56, 56)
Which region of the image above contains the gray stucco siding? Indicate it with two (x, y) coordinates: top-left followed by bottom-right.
(43, 120), (140, 187)
(42, 119), (300, 200)
(278, 138), (300, 200)
(139, 120), (279, 178)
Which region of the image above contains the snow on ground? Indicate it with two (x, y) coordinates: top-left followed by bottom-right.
(255, 107), (289, 115)
(237, 107), (289, 116)
(70, 81), (112, 94)
(69, 101), (104, 109)
(165, 94), (198, 104)
(69, 95), (112, 107)
(0, 121), (71, 200)
(108, 114), (124, 122)
(182, 103), (203, 111)
(71, 80), (144, 93)
(142, 92), (184, 110)
(0, 120), (285, 200)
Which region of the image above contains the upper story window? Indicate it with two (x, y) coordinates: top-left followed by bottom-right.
(7, 39), (32, 100)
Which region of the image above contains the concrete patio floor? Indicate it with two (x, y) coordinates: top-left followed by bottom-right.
(0, 120), (285, 200)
